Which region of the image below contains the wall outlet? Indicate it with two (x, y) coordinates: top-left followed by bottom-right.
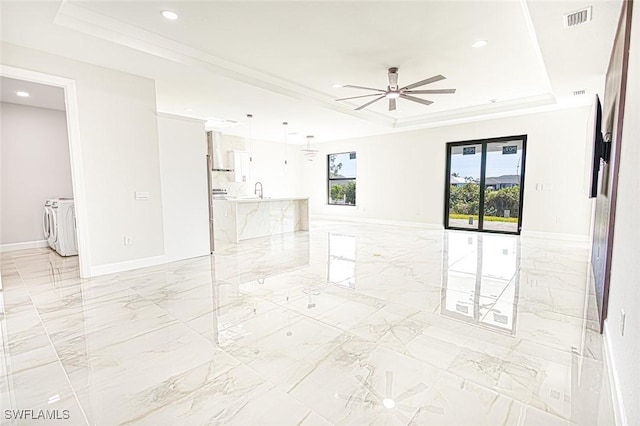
(620, 309), (626, 336)
(124, 236), (133, 246)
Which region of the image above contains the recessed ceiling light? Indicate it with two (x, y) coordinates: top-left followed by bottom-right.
(472, 40), (489, 48)
(382, 398), (396, 409)
(161, 10), (179, 20)
(16, 91), (30, 97)
(332, 83), (344, 88)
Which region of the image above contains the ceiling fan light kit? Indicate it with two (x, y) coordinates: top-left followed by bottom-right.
(335, 67), (456, 111)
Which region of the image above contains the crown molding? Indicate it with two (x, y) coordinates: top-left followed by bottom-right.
(53, 1), (561, 132)
(54, 2), (395, 128)
(394, 93), (557, 128)
(156, 111), (207, 124)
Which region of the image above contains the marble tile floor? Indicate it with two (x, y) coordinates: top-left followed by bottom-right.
(0, 221), (615, 425)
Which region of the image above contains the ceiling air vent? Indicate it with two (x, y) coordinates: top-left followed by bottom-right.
(573, 89), (586, 96)
(564, 7), (592, 28)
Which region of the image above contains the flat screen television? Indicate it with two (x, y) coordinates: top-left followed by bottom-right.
(589, 94), (606, 198)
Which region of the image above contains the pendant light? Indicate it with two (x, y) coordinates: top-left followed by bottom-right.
(302, 135), (319, 161)
(246, 114), (253, 161)
(283, 122), (288, 174)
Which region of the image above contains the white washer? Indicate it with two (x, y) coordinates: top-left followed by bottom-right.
(50, 199), (78, 256)
(43, 199), (58, 249)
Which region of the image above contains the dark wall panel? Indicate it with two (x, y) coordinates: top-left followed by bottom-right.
(591, 0), (633, 332)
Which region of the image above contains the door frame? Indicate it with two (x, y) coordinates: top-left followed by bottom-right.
(444, 135), (528, 235)
(440, 232), (521, 335)
(0, 65), (92, 278)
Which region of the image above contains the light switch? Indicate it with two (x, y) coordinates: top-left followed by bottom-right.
(135, 191), (150, 200)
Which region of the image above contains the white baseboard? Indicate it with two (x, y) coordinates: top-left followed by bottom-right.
(520, 230), (589, 242)
(89, 255), (167, 277)
(311, 215), (444, 230)
(0, 240), (48, 253)
(603, 321), (628, 426)
(310, 217), (590, 241)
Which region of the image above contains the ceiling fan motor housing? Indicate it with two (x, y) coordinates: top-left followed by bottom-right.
(388, 67), (399, 91)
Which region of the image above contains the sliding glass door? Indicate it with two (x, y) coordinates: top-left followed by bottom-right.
(446, 144), (483, 230)
(445, 136), (527, 235)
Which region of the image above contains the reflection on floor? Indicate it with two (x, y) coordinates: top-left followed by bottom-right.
(0, 221), (614, 425)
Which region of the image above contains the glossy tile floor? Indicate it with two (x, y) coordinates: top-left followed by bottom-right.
(0, 221), (615, 425)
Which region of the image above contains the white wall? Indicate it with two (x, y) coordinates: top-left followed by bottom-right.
(1, 42), (165, 272)
(250, 136), (304, 198)
(0, 102), (73, 246)
(303, 107), (593, 237)
(157, 115), (209, 262)
(605, 6), (640, 425)
(211, 134), (304, 198)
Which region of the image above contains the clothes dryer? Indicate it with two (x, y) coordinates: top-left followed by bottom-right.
(50, 199), (78, 256)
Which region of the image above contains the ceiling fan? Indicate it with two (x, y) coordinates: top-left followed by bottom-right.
(335, 67), (456, 111)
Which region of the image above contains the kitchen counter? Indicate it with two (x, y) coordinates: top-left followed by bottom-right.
(213, 197), (309, 244)
(222, 196), (309, 203)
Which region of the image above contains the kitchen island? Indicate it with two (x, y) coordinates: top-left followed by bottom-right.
(213, 197), (309, 244)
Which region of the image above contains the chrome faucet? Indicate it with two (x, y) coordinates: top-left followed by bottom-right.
(254, 181), (263, 199)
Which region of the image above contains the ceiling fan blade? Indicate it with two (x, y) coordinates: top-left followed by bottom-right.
(389, 98), (396, 111)
(404, 89), (456, 94)
(334, 393), (368, 403)
(394, 383), (429, 403)
(385, 371), (393, 397)
(388, 68), (399, 89)
(336, 93), (385, 101)
(355, 95), (386, 110)
(401, 74), (446, 90)
(400, 94), (434, 106)
(354, 375), (384, 400)
(343, 84), (385, 92)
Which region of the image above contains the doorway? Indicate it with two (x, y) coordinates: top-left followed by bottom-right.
(444, 135), (527, 235)
(1, 65), (91, 277)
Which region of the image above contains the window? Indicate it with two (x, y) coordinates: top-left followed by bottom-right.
(328, 152), (356, 205)
(327, 233), (356, 289)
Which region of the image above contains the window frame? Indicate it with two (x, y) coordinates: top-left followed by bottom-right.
(327, 232), (356, 289)
(327, 151), (357, 206)
(444, 135), (527, 235)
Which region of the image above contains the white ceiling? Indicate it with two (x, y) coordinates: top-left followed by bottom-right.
(0, 0), (622, 143)
(0, 77), (66, 111)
